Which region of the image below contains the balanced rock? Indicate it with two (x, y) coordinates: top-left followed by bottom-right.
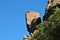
(25, 11), (41, 34)
(43, 0), (60, 21)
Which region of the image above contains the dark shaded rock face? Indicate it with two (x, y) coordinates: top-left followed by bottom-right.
(43, 0), (60, 21)
(25, 11), (41, 34)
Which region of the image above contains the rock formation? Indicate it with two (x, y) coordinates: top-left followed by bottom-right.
(23, 35), (31, 40)
(23, 11), (41, 40)
(23, 30), (39, 40)
(23, 0), (60, 40)
(25, 11), (41, 34)
(43, 0), (60, 21)
(46, 0), (60, 10)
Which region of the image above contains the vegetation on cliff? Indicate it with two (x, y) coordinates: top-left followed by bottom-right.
(31, 7), (60, 40)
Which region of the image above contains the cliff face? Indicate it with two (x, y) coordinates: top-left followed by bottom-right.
(23, 0), (60, 40)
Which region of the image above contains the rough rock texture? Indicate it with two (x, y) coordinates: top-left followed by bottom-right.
(23, 11), (41, 40)
(46, 0), (60, 10)
(25, 11), (41, 34)
(23, 0), (60, 40)
(23, 30), (39, 40)
(43, 0), (60, 21)
(23, 35), (31, 40)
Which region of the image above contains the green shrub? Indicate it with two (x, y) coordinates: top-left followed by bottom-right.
(31, 7), (60, 40)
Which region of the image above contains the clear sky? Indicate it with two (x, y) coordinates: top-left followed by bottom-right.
(0, 0), (48, 40)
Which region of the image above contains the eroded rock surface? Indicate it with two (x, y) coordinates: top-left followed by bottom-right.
(46, 0), (60, 10)
(43, 0), (60, 21)
(25, 11), (41, 34)
(24, 0), (60, 40)
(23, 35), (31, 40)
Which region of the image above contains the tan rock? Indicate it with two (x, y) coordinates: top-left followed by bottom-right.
(25, 11), (41, 34)
(46, 0), (60, 10)
(43, 0), (60, 21)
(23, 35), (31, 40)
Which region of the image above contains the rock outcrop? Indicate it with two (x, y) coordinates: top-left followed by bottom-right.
(43, 0), (60, 21)
(25, 11), (41, 34)
(23, 35), (31, 40)
(23, 11), (41, 40)
(46, 0), (60, 10)
(23, 0), (60, 40)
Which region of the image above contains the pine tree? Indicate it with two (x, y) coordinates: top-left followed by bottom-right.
(31, 7), (60, 40)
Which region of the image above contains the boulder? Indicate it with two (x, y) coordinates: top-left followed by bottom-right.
(25, 11), (41, 34)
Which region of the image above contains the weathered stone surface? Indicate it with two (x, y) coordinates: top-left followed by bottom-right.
(23, 30), (39, 40)
(43, 0), (60, 21)
(25, 11), (41, 34)
(24, 0), (60, 40)
(23, 35), (31, 40)
(46, 0), (60, 10)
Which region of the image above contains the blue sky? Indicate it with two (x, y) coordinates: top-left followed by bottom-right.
(0, 0), (47, 40)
